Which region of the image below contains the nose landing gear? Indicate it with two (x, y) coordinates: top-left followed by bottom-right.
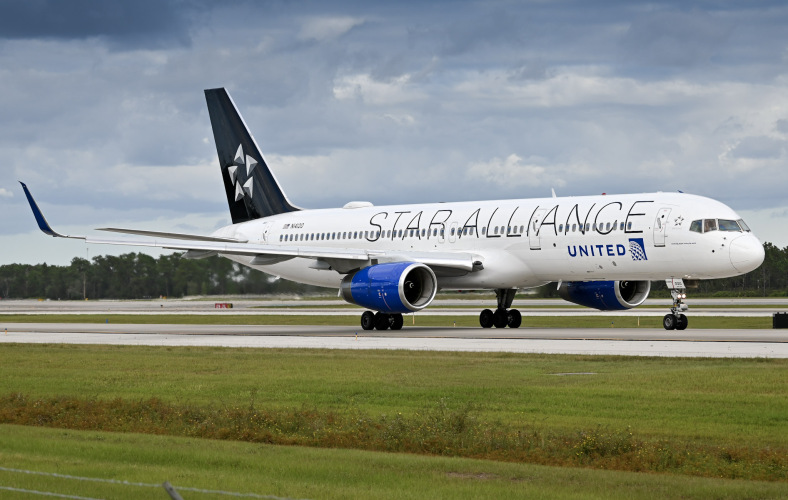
(663, 279), (689, 331)
(480, 288), (522, 328)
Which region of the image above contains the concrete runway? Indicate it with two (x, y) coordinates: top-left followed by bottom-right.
(2, 322), (787, 358)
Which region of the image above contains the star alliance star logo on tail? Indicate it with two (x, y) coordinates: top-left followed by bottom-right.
(629, 238), (648, 261)
(226, 144), (258, 201)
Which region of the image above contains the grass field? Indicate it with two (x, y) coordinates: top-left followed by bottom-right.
(1, 424), (787, 500)
(0, 313), (773, 328)
(0, 344), (785, 488)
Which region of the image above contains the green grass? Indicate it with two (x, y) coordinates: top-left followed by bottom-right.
(0, 345), (785, 482)
(2, 425), (786, 499)
(0, 313), (773, 328)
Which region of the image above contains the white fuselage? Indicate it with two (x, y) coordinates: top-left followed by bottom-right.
(212, 192), (764, 290)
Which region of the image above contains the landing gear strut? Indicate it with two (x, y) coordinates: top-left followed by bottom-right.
(360, 311), (404, 331)
(480, 288), (521, 328)
(663, 279), (689, 331)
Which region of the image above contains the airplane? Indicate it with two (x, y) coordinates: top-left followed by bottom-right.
(20, 88), (765, 331)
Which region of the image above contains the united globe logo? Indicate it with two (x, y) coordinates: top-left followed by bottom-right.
(629, 238), (648, 261)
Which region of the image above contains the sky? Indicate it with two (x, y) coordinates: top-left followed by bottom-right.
(1, 0), (787, 266)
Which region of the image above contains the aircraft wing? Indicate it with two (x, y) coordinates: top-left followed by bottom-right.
(20, 182), (477, 272)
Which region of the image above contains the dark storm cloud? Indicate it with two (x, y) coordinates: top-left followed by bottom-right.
(0, 0), (196, 48)
(621, 9), (732, 68)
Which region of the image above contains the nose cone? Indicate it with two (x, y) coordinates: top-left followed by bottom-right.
(730, 234), (765, 274)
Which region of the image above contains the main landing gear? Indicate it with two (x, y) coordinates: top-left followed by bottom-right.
(663, 279), (689, 331)
(479, 288), (522, 328)
(360, 311), (404, 331)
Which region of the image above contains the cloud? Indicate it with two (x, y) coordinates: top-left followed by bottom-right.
(728, 136), (786, 160)
(0, 0), (195, 49)
(621, 10), (732, 68)
(3, 0), (788, 266)
(298, 16), (365, 42)
(466, 154), (569, 189)
(333, 73), (424, 105)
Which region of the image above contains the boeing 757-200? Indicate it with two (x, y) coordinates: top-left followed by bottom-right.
(21, 88), (765, 331)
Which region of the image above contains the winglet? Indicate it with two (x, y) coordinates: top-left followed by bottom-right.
(19, 181), (68, 238)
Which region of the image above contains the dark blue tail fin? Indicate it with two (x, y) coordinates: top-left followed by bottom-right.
(204, 88), (299, 223)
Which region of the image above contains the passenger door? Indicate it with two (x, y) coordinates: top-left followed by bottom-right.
(529, 208), (547, 250)
(653, 208), (672, 247)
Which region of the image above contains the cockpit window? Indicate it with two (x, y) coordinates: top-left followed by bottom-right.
(718, 219), (741, 232)
(693, 218), (750, 234)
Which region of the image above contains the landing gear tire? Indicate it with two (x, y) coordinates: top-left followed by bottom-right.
(507, 309), (522, 329)
(390, 313), (404, 331)
(493, 308), (508, 328)
(361, 311), (375, 331)
(676, 314), (688, 331)
(663, 314), (676, 331)
(374, 312), (390, 330)
(479, 309), (494, 328)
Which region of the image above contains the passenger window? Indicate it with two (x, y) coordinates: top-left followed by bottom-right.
(451, 228), (455, 235)
(559, 224), (564, 233)
(627, 222), (632, 230)
(619, 222), (624, 230)
(606, 222), (611, 231)
(719, 219), (740, 232)
(572, 224), (576, 232)
(493, 227), (498, 235)
(481, 227), (486, 235)
(703, 219), (717, 232)
(520, 225), (524, 233)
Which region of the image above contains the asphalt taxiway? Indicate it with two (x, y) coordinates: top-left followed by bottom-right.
(1, 322), (786, 358)
(2, 298), (787, 358)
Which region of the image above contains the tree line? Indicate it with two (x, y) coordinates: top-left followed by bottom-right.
(0, 253), (325, 300)
(0, 243), (786, 300)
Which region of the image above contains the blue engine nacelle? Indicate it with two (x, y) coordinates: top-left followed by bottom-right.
(558, 280), (651, 311)
(339, 262), (438, 314)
